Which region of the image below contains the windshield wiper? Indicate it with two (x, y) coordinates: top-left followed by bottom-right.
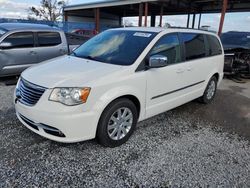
(71, 51), (79, 57)
(81, 55), (97, 61)
(72, 53), (99, 61)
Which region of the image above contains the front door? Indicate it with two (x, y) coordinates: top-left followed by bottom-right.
(146, 33), (190, 118)
(0, 32), (38, 76)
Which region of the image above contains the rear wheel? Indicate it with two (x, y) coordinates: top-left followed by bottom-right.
(97, 98), (138, 147)
(199, 76), (218, 104)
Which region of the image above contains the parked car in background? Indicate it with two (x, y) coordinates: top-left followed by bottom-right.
(15, 27), (224, 147)
(0, 23), (84, 77)
(71, 29), (97, 38)
(221, 31), (250, 79)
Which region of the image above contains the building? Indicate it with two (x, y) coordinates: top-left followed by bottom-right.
(63, 0), (250, 35)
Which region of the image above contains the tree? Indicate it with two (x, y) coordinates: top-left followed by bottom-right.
(29, 0), (66, 21)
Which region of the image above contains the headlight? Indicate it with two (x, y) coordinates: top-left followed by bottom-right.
(49, 87), (91, 106)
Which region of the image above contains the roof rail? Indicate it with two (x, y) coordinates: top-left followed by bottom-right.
(168, 26), (205, 31)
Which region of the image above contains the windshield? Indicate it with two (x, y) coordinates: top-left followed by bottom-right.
(221, 31), (250, 50)
(0, 28), (7, 38)
(72, 30), (156, 65)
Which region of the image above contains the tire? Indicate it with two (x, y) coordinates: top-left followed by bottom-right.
(96, 98), (138, 147)
(199, 76), (218, 104)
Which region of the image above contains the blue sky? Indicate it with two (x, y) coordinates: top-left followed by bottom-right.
(1, 0), (250, 32)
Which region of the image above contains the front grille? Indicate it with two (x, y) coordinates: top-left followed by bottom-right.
(17, 78), (46, 106)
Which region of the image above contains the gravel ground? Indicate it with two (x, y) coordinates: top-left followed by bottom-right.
(0, 79), (250, 187)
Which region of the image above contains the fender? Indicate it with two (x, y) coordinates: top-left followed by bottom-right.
(92, 85), (145, 122)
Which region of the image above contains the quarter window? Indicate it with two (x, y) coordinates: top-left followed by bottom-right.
(37, 32), (61, 47)
(2, 32), (34, 48)
(181, 33), (206, 60)
(207, 35), (222, 56)
(150, 34), (181, 65)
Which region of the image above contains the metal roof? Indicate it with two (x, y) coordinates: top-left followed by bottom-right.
(64, 0), (250, 15)
(64, 0), (157, 11)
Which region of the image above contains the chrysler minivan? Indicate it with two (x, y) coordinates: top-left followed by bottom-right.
(15, 27), (224, 147)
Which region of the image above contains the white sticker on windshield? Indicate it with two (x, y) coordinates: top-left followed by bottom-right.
(133, 32), (152, 37)
(247, 36), (250, 39)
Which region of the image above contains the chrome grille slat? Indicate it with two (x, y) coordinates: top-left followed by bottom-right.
(19, 96), (36, 104)
(19, 87), (41, 100)
(19, 93), (37, 102)
(20, 82), (44, 94)
(17, 78), (46, 106)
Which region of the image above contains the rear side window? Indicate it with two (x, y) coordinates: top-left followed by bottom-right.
(150, 34), (181, 65)
(2, 32), (34, 48)
(181, 33), (206, 61)
(37, 32), (61, 47)
(206, 35), (222, 56)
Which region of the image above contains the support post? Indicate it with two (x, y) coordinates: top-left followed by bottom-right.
(192, 14), (196, 29)
(119, 16), (122, 26)
(159, 6), (163, 27)
(198, 13), (202, 29)
(218, 0), (228, 36)
(64, 11), (68, 22)
(187, 14), (190, 28)
(144, 2), (148, 27)
(151, 14), (156, 27)
(94, 8), (100, 33)
(138, 3), (143, 27)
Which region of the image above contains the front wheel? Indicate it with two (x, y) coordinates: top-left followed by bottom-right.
(96, 98), (138, 147)
(199, 76), (218, 104)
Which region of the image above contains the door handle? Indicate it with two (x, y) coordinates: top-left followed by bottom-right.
(59, 49), (66, 54)
(176, 68), (185, 73)
(29, 51), (37, 55)
(187, 67), (192, 71)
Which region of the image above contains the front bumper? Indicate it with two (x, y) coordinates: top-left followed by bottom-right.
(15, 90), (99, 143)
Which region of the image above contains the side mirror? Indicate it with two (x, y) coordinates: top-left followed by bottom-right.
(0, 42), (12, 49)
(148, 55), (168, 68)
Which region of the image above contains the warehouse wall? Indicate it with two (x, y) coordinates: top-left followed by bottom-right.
(68, 16), (120, 26)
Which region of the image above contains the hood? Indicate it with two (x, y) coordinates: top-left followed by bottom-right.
(22, 55), (124, 88)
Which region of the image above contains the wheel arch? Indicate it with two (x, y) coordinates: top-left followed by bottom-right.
(113, 95), (141, 117)
(95, 94), (142, 139)
(212, 72), (220, 81)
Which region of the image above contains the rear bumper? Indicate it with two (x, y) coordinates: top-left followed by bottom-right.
(218, 73), (224, 86)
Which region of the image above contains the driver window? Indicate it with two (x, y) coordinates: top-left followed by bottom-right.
(2, 32), (34, 49)
(150, 34), (181, 65)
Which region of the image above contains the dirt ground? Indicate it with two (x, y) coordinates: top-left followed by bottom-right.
(0, 78), (250, 187)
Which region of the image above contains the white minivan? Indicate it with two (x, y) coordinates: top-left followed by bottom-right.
(14, 27), (224, 147)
